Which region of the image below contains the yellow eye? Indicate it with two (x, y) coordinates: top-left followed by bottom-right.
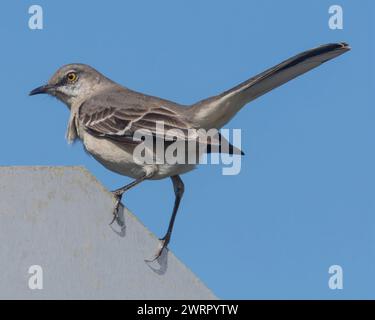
(67, 72), (77, 83)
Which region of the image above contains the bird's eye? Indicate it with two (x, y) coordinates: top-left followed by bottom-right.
(66, 72), (78, 83)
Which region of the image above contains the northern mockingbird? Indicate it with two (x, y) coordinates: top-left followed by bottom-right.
(30, 42), (350, 260)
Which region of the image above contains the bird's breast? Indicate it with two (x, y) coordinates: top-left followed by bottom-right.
(80, 130), (146, 179)
(79, 128), (196, 180)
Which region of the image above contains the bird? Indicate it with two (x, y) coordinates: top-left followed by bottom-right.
(29, 42), (350, 260)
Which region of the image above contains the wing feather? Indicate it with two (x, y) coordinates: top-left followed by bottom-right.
(79, 89), (191, 142)
(79, 87), (244, 155)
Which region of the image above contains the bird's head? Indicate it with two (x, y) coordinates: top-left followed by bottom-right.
(29, 64), (112, 106)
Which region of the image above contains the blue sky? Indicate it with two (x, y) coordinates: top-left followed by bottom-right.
(1, 1), (374, 299)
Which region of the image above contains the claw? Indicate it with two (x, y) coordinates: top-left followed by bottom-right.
(145, 237), (170, 262)
(109, 193), (121, 225)
(109, 211), (118, 226)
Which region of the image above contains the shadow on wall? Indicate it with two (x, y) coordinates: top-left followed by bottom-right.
(110, 204), (169, 275)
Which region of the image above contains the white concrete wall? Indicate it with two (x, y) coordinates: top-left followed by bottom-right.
(0, 166), (216, 299)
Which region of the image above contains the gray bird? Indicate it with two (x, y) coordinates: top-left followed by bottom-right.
(30, 42), (350, 260)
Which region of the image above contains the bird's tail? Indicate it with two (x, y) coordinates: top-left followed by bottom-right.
(188, 42), (350, 130)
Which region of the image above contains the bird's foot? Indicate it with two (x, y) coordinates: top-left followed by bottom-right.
(146, 235), (170, 262)
(109, 191), (123, 225)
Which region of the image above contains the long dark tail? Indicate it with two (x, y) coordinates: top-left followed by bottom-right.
(189, 42), (350, 129)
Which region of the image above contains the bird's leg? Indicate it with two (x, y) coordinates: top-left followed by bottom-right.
(152, 175), (185, 261)
(110, 175), (148, 225)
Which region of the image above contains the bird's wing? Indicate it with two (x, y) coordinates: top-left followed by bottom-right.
(79, 89), (244, 154)
(79, 89), (194, 143)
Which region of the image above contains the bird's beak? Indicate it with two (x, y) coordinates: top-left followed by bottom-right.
(29, 84), (54, 96)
